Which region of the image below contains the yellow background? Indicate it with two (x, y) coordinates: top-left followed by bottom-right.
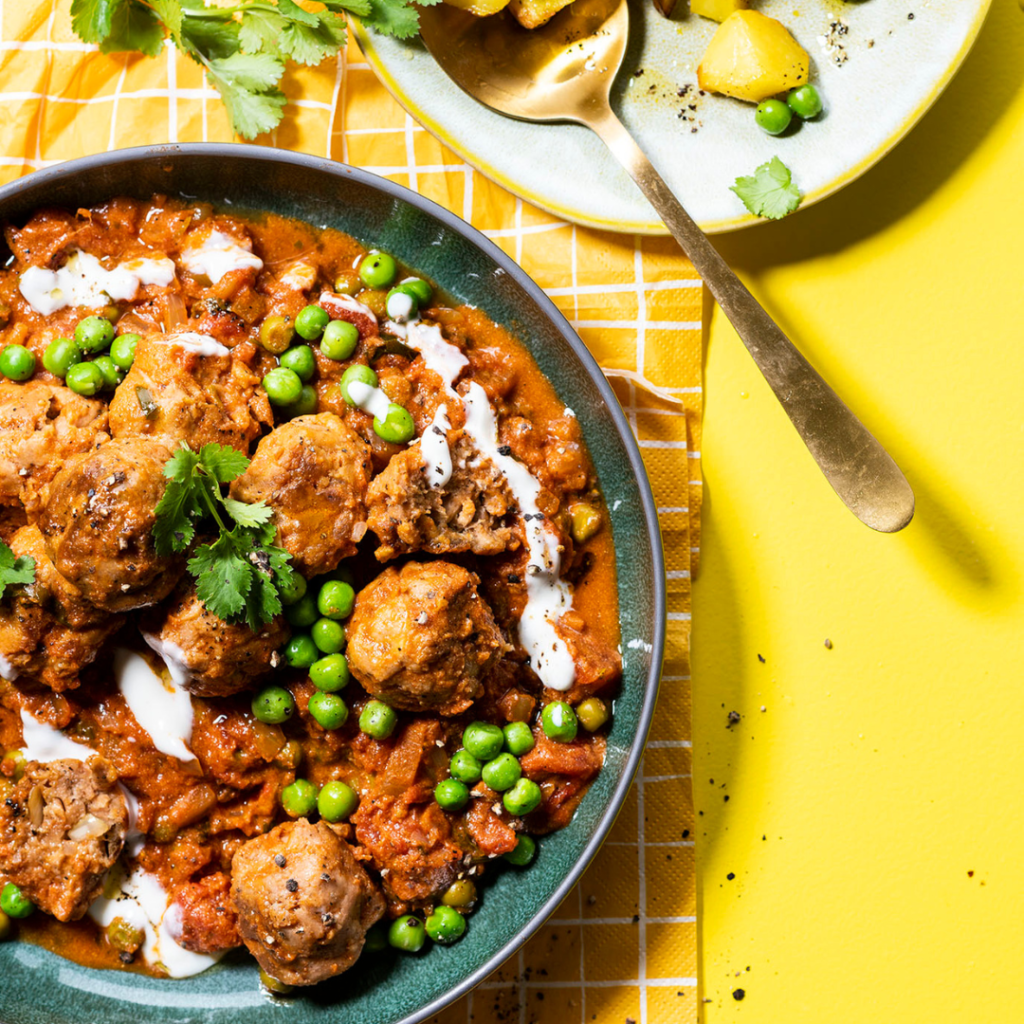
(693, 1), (1024, 1020)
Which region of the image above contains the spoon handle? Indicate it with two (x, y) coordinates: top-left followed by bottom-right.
(588, 110), (914, 533)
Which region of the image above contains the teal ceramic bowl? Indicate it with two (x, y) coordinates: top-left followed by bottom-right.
(0, 145), (665, 1024)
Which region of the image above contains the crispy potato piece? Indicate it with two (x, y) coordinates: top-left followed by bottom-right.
(508, 0), (573, 30)
(444, 0), (511, 15)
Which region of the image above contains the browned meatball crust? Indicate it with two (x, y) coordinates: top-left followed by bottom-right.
(229, 413), (371, 577)
(0, 525), (123, 691)
(108, 331), (270, 452)
(231, 819), (385, 987)
(36, 436), (184, 612)
(346, 561), (506, 717)
(0, 381), (109, 514)
(0, 757), (128, 921)
(366, 434), (517, 562)
(141, 583), (289, 697)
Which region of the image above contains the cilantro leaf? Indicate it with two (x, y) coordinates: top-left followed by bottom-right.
(207, 52), (285, 93)
(280, 15), (347, 66)
(179, 12), (241, 61)
(322, 0), (372, 16)
(730, 157), (803, 221)
(153, 476), (198, 555)
(238, 10), (287, 54)
(198, 443), (250, 484)
(190, 532), (252, 622)
(221, 497), (274, 529)
(149, 0), (183, 39)
(101, 0), (165, 57)
(361, 0), (434, 40)
(70, 0), (122, 43)
(0, 541), (35, 602)
(276, 0), (319, 27)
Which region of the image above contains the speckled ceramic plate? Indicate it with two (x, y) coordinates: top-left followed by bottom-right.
(0, 145), (665, 1024)
(354, 0), (991, 233)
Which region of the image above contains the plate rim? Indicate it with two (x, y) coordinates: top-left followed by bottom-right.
(0, 142), (668, 1024)
(353, 0), (993, 235)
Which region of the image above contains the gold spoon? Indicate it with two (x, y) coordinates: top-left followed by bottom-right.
(417, 0), (915, 533)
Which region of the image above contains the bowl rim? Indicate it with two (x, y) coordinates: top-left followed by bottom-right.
(0, 143), (667, 1024)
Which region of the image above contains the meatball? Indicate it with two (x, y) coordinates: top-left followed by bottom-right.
(231, 819), (384, 987)
(108, 330), (269, 452)
(346, 561), (506, 716)
(366, 434), (518, 562)
(0, 525), (123, 691)
(166, 873), (240, 954)
(0, 757), (128, 921)
(0, 381), (109, 514)
(229, 413), (371, 577)
(36, 436), (184, 612)
(141, 583), (289, 697)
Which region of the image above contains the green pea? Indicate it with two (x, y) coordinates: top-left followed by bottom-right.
(317, 580), (355, 620)
(541, 701), (578, 743)
(263, 367), (303, 406)
(74, 315), (114, 354)
(278, 572), (307, 607)
(284, 383), (317, 417)
(449, 748), (482, 785)
(787, 83), (823, 119)
(92, 355), (123, 390)
(258, 315), (294, 355)
(503, 721), (535, 757)
(384, 287), (418, 324)
(481, 752), (521, 793)
(359, 251), (397, 290)
(398, 277), (432, 304)
(576, 697), (610, 732)
(280, 779), (318, 818)
(308, 691), (348, 731)
(294, 305), (330, 341)
(110, 332), (140, 371)
(364, 921), (389, 953)
(462, 721), (504, 761)
(279, 344), (316, 382)
(503, 834), (537, 866)
(754, 98), (792, 136)
(441, 879), (477, 908)
(259, 968), (293, 995)
(333, 272), (360, 296)
(320, 319), (359, 361)
(285, 592), (319, 627)
(309, 653), (350, 693)
(317, 779), (358, 822)
(434, 778), (470, 812)
(252, 685), (296, 725)
(0, 883), (33, 919)
(359, 700), (397, 740)
(42, 337), (82, 378)
(65, 361), (105, 397)
(339, 363), (378, 406)
(425, 905), (466, 945)
(284, 634), (318, 669)
(0, 345), (35, 382)
(503, 778), (543, 817)
(374, 403), (415, 445)
(311, 617), (345, 654)
(388, 914), (425, 953)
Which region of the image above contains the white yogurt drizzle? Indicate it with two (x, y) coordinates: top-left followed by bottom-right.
(19, 693), (213, 977)
(278, 261), (316, 292)
(154, 331), (230, 357)
(404, 320), (469, 394)
(319, 290), (377, 324)
(0, 654), (19, 682)
(180, 229), (263, 285)
(19, 250), (176, 316)
(347, 379), (392, 421)
(117, 646), (195, 763)
(420, 404), (453, 489)
(88, 866), (223, 978)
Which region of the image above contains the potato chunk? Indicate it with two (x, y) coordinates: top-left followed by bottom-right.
(690, 0), (747, 22)
(697, 10), (809, 103)
(508, 0), (572, 29)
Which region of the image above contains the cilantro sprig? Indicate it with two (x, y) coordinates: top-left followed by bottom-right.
(70, 0), (440, 140)
(731, 157), (803, 221)
(0, 542), (35, 602)
(155, 442), (296, 631)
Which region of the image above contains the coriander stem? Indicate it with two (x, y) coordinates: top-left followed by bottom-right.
(196, 475), (229, 535)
